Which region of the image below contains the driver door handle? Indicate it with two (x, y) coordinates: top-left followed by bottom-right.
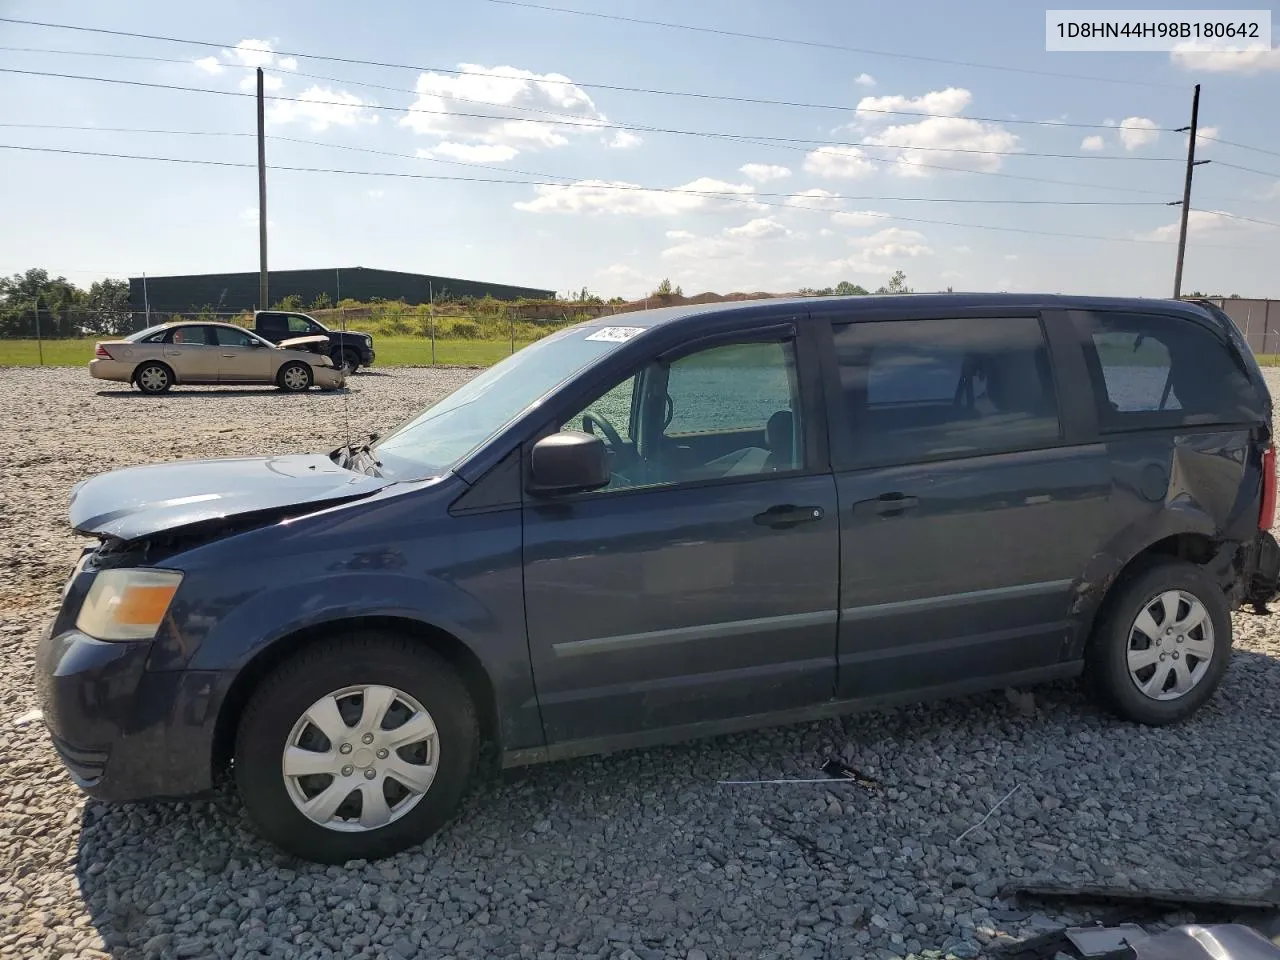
(853, 492), (920, 517)
(754, 504), (824, 529)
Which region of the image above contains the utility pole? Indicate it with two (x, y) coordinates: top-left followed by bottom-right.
(254, 67), (267, 308)
(1172, 83), (1201, 300)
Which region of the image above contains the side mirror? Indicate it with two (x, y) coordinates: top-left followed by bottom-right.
(529, 431), (610, 495)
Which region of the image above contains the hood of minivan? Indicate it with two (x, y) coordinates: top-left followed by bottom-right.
(69, 453), (392, 541)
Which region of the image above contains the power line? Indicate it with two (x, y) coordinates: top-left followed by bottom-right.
(0, 67), (1201, 197)
(1198, 134), (1280, 160)
(0, 143), (1173, 206)
(480, 0), (1180, 89)
(25, 122), (1270, 205)
(0, 31), (1179, 129)
(0, 66), (1185, 162)
(5, 142), (1268, 250)
(1194, 209), (1280, 229)
(1213, 160), (1280, 179)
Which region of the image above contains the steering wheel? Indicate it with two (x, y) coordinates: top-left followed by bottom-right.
(581, 409), (624, 451)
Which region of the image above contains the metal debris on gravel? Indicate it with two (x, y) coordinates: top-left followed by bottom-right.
(4, 365), (1280, 960)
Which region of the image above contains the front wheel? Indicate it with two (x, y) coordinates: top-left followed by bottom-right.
(234, 634), (478, 863)
(1085, 560), (1232, 725)
(277, 361), (313, 393)
(333, 350), (360, 376)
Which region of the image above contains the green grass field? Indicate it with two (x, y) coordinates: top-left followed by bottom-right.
(4, 337), (1280, 369)
(0, 337), (539, 368)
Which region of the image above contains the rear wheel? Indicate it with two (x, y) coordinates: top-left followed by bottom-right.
(134, 362), (173, 394)
(277, 361), (313, 392)
(234, 633), (478, 863)
(1085, 560), (1231, 725)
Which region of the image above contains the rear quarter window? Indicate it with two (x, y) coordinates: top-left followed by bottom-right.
(1078, 311), (1264, 431)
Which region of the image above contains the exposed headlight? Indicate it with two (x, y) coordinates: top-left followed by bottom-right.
(76, 569), (183, 641)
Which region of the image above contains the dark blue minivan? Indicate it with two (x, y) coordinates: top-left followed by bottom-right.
(37, 294), (1280, 863)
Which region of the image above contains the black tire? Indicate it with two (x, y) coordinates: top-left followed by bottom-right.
(134, 361), (174, 394)
(333, 350), (359, 376)
(277, 361), (313, 393)
(1084, 559), (1232, 725)
(234, 633), (478, 864)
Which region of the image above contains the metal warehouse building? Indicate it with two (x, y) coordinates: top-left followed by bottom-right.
(128, 267), (554, 315)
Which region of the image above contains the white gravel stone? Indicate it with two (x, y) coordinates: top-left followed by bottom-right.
(4, 365), (1280, 958)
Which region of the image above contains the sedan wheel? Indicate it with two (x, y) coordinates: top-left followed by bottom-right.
(135, 362), (172, 394)
(283, 684), (439, 832)
(278, 361), (313, 392)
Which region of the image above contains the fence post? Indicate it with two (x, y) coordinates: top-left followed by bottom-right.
(34, 303), (43, 366)
(430, 301), (436, 366)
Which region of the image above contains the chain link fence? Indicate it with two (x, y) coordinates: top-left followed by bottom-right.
(0, 302), (600, 367)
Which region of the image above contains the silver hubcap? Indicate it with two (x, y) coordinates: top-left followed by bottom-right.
(282, 684), (439, 832)
(1127, 589), (1215, 701)
(140, 367), (167, 390)
(284, 366), (309, 390)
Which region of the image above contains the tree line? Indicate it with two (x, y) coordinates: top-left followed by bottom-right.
(0, 268), (131, 338)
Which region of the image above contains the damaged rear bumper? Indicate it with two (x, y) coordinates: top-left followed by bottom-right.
(1244, 530), (1280, 608)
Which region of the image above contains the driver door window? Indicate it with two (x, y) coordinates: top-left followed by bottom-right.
(560, 339), (804, 492)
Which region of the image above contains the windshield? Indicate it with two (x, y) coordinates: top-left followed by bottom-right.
(371, 325), (635, 480)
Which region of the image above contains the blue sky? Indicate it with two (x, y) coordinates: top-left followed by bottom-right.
(1, 0), (1277, 300)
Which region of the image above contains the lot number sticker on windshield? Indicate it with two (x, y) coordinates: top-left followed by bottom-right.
(585, 326), (645, 343)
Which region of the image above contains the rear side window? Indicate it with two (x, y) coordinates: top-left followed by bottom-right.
(1078, 312), (1262, 430)
(833, 316), (1061, 465)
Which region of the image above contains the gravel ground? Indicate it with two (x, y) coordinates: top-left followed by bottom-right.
(4, 366), (1280, 960)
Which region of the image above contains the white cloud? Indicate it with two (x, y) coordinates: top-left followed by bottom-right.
(725, 217), (790, 240)
(804, 145), (875, 179)
(268, 85), (378, 131)
(819, 228), (835, 237)
(832, 210), (890, 227)
(854, 73), (877, 88)
(400, 63), (611, 160)
(786, 188), (843, 211)
(419, 142), (519, 163)
(367, 189), (385, 199)
(953, 245), (972, 254)
(228, 39), (277, 69)
(739, 163), (792, 183)
(1004, 254), (1019, 261)
(193, 56), (223, 75)
(1265, 181), (1280, 200)
(1170, 42), (1280, 74)
(860, 115), (1020, 175)
(598, 263), (644, 279)
(1191, 125), (1220, 148)
(665, 229), (694, 240)
(278, 57), (298, 71)
(849, 227), (932, 259)
(514, 177), (760, 216)
(608, 130), (643, 149)
(841, 88), (1018, 175)
(1138, 209), (1270, 242)
(856, 87), (971, 121)
(1119, 117), (1159, 151)
(1081, 134), (1105, 151)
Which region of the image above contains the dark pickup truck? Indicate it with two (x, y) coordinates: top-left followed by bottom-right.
(252, 310), (375, 375)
